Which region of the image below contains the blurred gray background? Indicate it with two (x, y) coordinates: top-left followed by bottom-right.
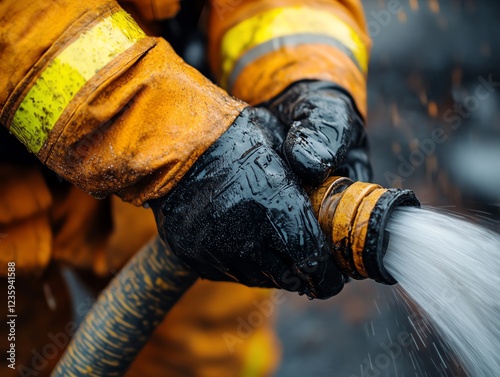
(275, 1), (500, 376)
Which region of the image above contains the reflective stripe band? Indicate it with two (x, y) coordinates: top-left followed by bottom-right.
(10, 10), (145, 154)
(220, 6), (368, 89)
(227, 33), (362, 92)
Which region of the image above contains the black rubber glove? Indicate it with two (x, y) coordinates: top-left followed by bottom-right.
(150, 107), (344, 299)
(263, 80), (372, 186)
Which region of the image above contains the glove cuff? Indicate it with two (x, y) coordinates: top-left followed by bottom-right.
(263, 79), (367, 124)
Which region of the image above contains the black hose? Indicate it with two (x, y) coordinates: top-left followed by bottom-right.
(51, 236), (197, 376)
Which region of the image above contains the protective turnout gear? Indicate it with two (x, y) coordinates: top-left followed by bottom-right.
(208, 0), (371, 186)
(0, 0), (342, 298)
(208, 0), (370, 118)
(0, 1), (244, 205)
(263, 81), (372, 185)
(0, 2), (281, 375)
(0, 165), (53, 276)
(151, 107), (344, 299)
(0, 0), (369, 281)
(0, 0), (370, 375)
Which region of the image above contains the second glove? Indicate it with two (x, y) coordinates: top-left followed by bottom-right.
(263, 80), (372, 186)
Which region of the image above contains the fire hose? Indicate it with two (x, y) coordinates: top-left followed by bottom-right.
(51, 177), (419, 376)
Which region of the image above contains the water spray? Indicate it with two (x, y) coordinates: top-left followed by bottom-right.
(51, 177), (421, 376)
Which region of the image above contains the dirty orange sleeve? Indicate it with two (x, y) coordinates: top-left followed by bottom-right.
(0, 0), (246, 206)
(208, 0), (371, 119)
(120, 0), (181, 21)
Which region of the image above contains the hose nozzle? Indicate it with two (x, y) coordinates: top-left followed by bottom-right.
(309, 177), (420, 285)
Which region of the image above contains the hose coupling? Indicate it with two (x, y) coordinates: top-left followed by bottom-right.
(309, 177), (420, 285)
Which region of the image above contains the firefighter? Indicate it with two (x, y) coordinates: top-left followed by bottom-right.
(0, 0), (371, 375)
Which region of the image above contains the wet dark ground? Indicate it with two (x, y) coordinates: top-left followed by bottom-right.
(275, 1), (500, 376)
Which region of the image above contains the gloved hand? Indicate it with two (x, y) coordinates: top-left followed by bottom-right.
(150, 107), (344, 299)
(263, 80), (372, 186)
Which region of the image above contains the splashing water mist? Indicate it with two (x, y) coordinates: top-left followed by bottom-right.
(385, 207), (500, 376)
(309, 177), (500, 375)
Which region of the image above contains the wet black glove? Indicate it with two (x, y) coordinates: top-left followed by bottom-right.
(263, 80), (372, 186)
(150, 107), (344, 299)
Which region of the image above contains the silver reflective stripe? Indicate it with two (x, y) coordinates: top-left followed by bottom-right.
(227, 33), (363, 92)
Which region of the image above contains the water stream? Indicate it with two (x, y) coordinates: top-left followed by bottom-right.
(385, 207), (500, 376)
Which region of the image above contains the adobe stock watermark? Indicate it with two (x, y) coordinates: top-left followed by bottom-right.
(384, 74), (500, 187)
(64, 118), (114, 167)
(15, 296), (96, 376)
(214, 0), (404, 33)
(351, 279), (464, 377)
(212, 0), (244, 20)
(366, 0), (403, 38)
(15, 323), (77, 377)
(222, 251), (331, 353)
(351, 329), (414, 377)
(222, 289), (286, 353)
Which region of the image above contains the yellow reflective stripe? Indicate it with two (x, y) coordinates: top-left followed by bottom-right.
(10, 10), (145, 154)
(220, 6), (368, 88)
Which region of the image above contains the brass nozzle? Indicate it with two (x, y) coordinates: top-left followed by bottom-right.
(309, 177), (420, 285)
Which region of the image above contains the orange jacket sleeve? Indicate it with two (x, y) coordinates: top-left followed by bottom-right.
(208, 0), (370, 118)
(120, 0), (181, 21)
(0, 0), (245, 206)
